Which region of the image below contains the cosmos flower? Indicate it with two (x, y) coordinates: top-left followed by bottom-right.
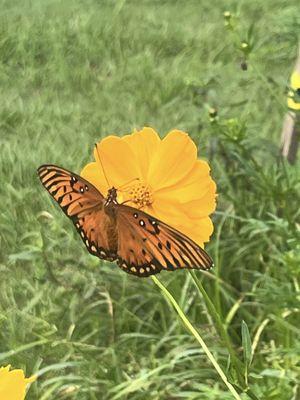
(0, 365), (36, 400)
(81, 128), (216, 247)
(287, 71), (300, 111)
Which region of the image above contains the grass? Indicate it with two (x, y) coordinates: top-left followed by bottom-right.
(0, 0), (300, 399)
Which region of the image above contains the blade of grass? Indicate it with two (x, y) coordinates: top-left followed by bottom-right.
(189, 270), (245, 386)
(151, 275), (243, 400)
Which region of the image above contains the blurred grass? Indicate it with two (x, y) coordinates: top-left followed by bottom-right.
(0, 0), (300, 399)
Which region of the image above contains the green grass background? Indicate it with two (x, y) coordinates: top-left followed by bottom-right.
(0, 0), (299, 399)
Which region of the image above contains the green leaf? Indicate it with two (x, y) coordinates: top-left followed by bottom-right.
(241, 320), (253, 376)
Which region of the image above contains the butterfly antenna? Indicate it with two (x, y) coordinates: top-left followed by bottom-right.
(94, 143), (111, 188)
(117, 177), (140, 191)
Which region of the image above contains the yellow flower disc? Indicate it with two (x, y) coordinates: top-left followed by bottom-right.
(0, 365), (36, 400)
(81, 127), (217, 247)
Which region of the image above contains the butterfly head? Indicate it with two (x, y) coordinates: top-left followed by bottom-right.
(105, 187), (118, 206)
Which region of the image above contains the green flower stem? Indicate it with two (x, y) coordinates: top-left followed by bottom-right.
(189, 270), (245, 386)
(151, 275), (243, 400)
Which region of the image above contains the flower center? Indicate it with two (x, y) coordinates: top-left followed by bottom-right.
(128, 182), (153, 207)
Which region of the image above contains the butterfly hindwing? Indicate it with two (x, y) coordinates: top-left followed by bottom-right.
(116, 205), (213, 277)
(37, 165), (117, 261)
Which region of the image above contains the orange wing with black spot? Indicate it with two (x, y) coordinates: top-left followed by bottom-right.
(37, 165), (118, 261)
(115, 205), (213, 277)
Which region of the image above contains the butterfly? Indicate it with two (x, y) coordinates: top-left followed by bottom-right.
(37, 164), (213, 277)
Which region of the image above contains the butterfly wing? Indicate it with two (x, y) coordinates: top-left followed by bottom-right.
(38, 165), (213, 277)
(115, 204), (213, 277)
(37, 165), (118, 261)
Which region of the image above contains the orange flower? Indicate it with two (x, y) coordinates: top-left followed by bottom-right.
(81, 128), (216, 247)
(0, 365), (36, 400)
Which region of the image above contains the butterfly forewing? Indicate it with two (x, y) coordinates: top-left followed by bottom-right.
(116, 204), (213, 277)
(37, 165), (117, 261)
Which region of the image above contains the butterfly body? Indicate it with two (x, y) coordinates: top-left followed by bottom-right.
(38, 164), (213, 277)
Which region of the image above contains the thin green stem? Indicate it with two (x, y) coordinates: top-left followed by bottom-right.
(151, 275), (243, 400)
(189, 270), (245, 387)
(213, 208), (230, 315)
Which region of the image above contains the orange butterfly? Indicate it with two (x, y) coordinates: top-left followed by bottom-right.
(38, 164), (213, 277)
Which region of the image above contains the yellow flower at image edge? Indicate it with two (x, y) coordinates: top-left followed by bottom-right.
(81, 128), (217, 248)
(287, 71), (300, 111)
(0, 365), (36, 400)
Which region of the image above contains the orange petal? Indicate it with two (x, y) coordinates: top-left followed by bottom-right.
(190, 217), (214, 244)
(25, 374), (37, 384)
(151, 197), (189, 227)
(181, 181), (217, 218)
(122, 127), (161, 181)
(151, 198), (213, 247)
(94, 136), (141, 188)
(148, 130), (197, 191)
(0, 365), (11, 374)
(80, 162), (108, 195)
(176, 217), (213, 247)
(155, 160), (215, 203)
(0, 367), (35, 400)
